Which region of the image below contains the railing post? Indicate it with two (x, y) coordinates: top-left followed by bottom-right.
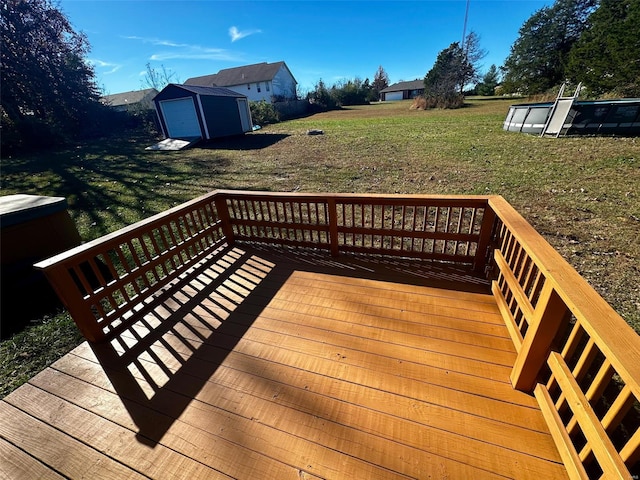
(327, 198), (339, 257)
(38, 266), (104, 342)
(510, 281), (569, 391)
(473, 202), (496, 274)
(214, 194), (235, 247)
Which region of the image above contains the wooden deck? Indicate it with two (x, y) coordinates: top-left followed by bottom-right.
(1, 245), (568, 479)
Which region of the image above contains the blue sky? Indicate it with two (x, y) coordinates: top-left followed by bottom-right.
(60, 0), (553, 95)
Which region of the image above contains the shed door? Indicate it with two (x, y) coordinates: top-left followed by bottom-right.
(160, 98), (201, 138)
(237, 98), (252, 132)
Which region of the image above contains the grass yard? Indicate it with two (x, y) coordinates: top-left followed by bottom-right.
(1, 97), (639, 397)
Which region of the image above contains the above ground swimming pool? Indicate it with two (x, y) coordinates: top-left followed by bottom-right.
(503, 98), (640, 135)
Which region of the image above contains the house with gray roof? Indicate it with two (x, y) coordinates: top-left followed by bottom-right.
(380, 80), (424, 101)
(185, 61), (297, 104)
(101, 88), (158, 112)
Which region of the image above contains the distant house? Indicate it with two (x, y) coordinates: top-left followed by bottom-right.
(153, 84), (252, 140)
(380, 80), (424, 101)
(101, 88), (158, 112)
(185, 61), (297, 104)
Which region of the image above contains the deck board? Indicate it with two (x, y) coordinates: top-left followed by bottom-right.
(1, 246), (569, 479)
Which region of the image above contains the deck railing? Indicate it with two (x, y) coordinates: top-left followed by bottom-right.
(35, 191), (494, 342)
(489, 196), (639, 479)
(219, 190), (494, 268)
(35, 190), (639, 478)
(34, 193), (226, 342)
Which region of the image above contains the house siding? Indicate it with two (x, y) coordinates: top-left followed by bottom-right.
(224, 83), (272, 103)
(271, 65), (296, 100)
(185, 62), (297, 104)
(381, 81), (425, 101)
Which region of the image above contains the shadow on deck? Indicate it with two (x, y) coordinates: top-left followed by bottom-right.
(82, 244), (494, 445)
(5, 189), (640, 478)
(1, 244), (569, 479)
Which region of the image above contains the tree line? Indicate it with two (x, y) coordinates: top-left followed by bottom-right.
(2, 0), (639, 151)
(421, 0), (638, 107)
(306, 66), (390, 111)
(502, 0), (639, 98)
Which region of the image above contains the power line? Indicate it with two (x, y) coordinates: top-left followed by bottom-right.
(461, 0), (470, 49)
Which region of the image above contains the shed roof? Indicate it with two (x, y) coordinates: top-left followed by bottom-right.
(155, 84), (248, 99)
(185, 61), (295, 87)
(380, 80), (424, 93)
(101, 88), (158, 107)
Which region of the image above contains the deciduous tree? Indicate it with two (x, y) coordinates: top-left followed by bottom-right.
(141, 62), (180, 91)
(1, 0), (101, 149)
(461, 31), (487, 91)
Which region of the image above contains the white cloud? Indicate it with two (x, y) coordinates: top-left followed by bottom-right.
(124, 35), (242, 62)
(89, 59), (122, 75)
(229, 26), (261, 42)
(150, 48), (238, 62)
(123, 36), (189, 48)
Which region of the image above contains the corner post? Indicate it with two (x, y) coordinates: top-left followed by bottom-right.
(36, 264), (104, 342)
(473, 201), (497, 274)
(510, 282), (569, 391)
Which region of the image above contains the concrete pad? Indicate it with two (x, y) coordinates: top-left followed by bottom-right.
(146, 137), (201, 151)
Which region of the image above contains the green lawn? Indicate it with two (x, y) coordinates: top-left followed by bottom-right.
(2, 98), (639, 397)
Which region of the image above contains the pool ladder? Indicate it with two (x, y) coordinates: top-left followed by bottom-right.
(540, 83), (582, 137)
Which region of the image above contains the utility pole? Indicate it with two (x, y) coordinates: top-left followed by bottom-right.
(461, 0), (470, 51)
(460, 0), (471, 94)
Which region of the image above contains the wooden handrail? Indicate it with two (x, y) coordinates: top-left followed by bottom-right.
(216, 190), (492, 265)
(35, 190), (494, 342)
(33, 190), (639, 476)
(488, 195), (639, 478)
(35, 191), (225, 342)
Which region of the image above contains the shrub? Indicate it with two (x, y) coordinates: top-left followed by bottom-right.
(411, 94), (464, 110)
(1, 115), (65, 153)
(250, 100), (280, 126)
(306, 79), (340, 112)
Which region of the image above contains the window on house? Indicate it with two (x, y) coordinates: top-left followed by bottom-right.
(257, 82), (261, 93)
(266, 83), (270, 92)
(247, 84), (250, 90)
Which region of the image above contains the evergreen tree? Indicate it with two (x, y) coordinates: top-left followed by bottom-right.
(501, 0), (597, 95)
(371, 66), (389, 101)
(567, 0), (640, 96)
(331, 78), (369, 106)
(476, 64), (501, 96)
(307, 79), (338, 111)
(423, 42), (472, 108)
(1, 0), (102, 149)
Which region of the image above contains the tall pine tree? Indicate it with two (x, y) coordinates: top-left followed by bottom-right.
(501, 0), (597, 95)
(371, 66), (390, 101)
(567, 0), (640, 96)
(423, 42), (472, 107)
